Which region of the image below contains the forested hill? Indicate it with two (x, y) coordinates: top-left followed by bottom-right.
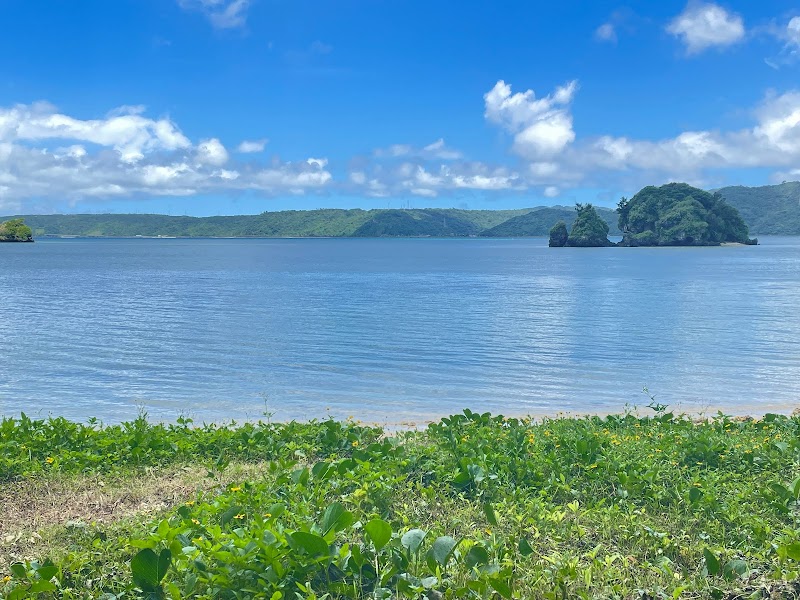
(3, 207), (590, 238)
(481, 206), (619, 237)
(716, 182), (800, 235)
(5, 181), (800, 238)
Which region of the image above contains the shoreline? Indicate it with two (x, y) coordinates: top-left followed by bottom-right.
(4, 401), (798, 432)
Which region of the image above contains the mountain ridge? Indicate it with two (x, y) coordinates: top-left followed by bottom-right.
(4, 181), (799, 238)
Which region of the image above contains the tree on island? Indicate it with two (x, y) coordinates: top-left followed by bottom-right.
(548, 221), (569, 247)
(565, 204), (613, 247)
(618, 183), (757, 246)
(0, 218), (33, 242)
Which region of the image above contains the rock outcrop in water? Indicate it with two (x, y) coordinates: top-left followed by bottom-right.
(0, 219), (33, 242)
(563, 204), (614, 247)
(548, 221), (569, 247)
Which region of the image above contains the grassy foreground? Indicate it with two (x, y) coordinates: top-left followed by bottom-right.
(2, 409), (800, 599)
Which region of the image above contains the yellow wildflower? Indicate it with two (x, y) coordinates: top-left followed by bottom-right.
(230, 486), (242, 492)
(263, 513), (272, 518)
(45, 456), (54, 464)
(352, 441), (359, 447)
(191, 519), (200, 525)
(234, 513), (245, 520)
(3, 575), (11, 582)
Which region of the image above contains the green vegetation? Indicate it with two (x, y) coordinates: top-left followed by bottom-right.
(564, 204), (613, 247)
(481, 207), (620, 237)
(618, 183), (755, 247)
(548, 221), (568, 247)
(4, 181), (800, 239)
(3, 408), (800, 598)
(0, 218), (33, 242)
(0, 209), (534, 239)
(716, 182), (800, 236)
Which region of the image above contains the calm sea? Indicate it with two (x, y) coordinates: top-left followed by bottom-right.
(1, 237), (799, 424)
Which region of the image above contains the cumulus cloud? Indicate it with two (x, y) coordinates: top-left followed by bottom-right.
(595, 23), (617, 43)
(0, 102), (333, 212)
(484, 80), (578, 160)
(196, 138), (228, 166)
(349, 160), (523, 199)
(237, 138), (268, 153)
(667, 2), (745, 54)
(482, 78), (800, 192)
(177, 0), (250, 29)
(0, 102), (190, 163)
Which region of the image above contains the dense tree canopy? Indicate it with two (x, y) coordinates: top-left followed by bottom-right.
(618, 183), (754, 246)
(0, 218), (33, 242)
(548, 221), (569, 247)
(566, 204), (613, 247)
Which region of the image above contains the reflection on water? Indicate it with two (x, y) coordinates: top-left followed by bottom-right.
(1, 237), (799, 423)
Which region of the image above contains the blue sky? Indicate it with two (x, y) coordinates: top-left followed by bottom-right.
(1, 1), (800, 216)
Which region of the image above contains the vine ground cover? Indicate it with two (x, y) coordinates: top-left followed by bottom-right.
(2, 409), (800, 599)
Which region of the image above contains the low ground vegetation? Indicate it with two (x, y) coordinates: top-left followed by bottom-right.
(2, 408), (800, 598)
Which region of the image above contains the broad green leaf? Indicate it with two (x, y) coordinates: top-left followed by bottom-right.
(27, 580), (57, 593)
(489, 578), (512, 599)
(420, 576), (438, 589)
(35, 563), (58, 581)
(723, 559), (748, 580)
(689, 487), (703, 503)
(291, 531), (329, 557)
(365, 518), (392, 551)
(401, 528), (427, 554)
(518, 537), (534, 556)
(321, 503), (353, 535)
(782, 542), (800, 561)
(791, 477), (800, 499)
(429, 536), (458, 567)
(220, 505), (242, 527)
(703, 548), (720, 576)
(465, 545), (489, 568)
(9, 563), (27, 578)
(483, 502), (498, 526)
(131, 548), (171, 591)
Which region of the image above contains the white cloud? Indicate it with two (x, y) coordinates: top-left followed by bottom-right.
(667, 2), (745, 54)
(374, 139), (463, 161)
(237, 139), (268, 153)
(484, 80), (578, 160)
(789, 17), (800, 46)
(544, 186), (560, 198)
(595, 23), (617, 43)
(351, 159), (523, 198)
(0, 102), (334, 212)
(479, 78), (800, 194)
(177, 0), (251, 29)
(306, 157), (328, 168)
(1, 103), (190, 163)
(349, 171), (366, 185)
(422, 138), (463, 160)
(196, 138), (228, 166)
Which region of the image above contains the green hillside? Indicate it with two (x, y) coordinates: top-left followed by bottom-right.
(6, 181), (800, 238)
(2, 208), (533, 239)
(716, 182), (800, 235)
(481, 206), (620, 237)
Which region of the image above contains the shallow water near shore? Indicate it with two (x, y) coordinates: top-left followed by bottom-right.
(1, 236), (799, 424)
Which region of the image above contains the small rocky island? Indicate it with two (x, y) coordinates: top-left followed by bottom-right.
(0, 218), (34, 242)
(550, 183), (758, 247)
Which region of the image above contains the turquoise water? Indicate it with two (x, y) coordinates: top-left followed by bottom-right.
(1, 237), (799, 424)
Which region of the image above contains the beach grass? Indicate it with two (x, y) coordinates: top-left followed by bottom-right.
(2, 408), (800, 599)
